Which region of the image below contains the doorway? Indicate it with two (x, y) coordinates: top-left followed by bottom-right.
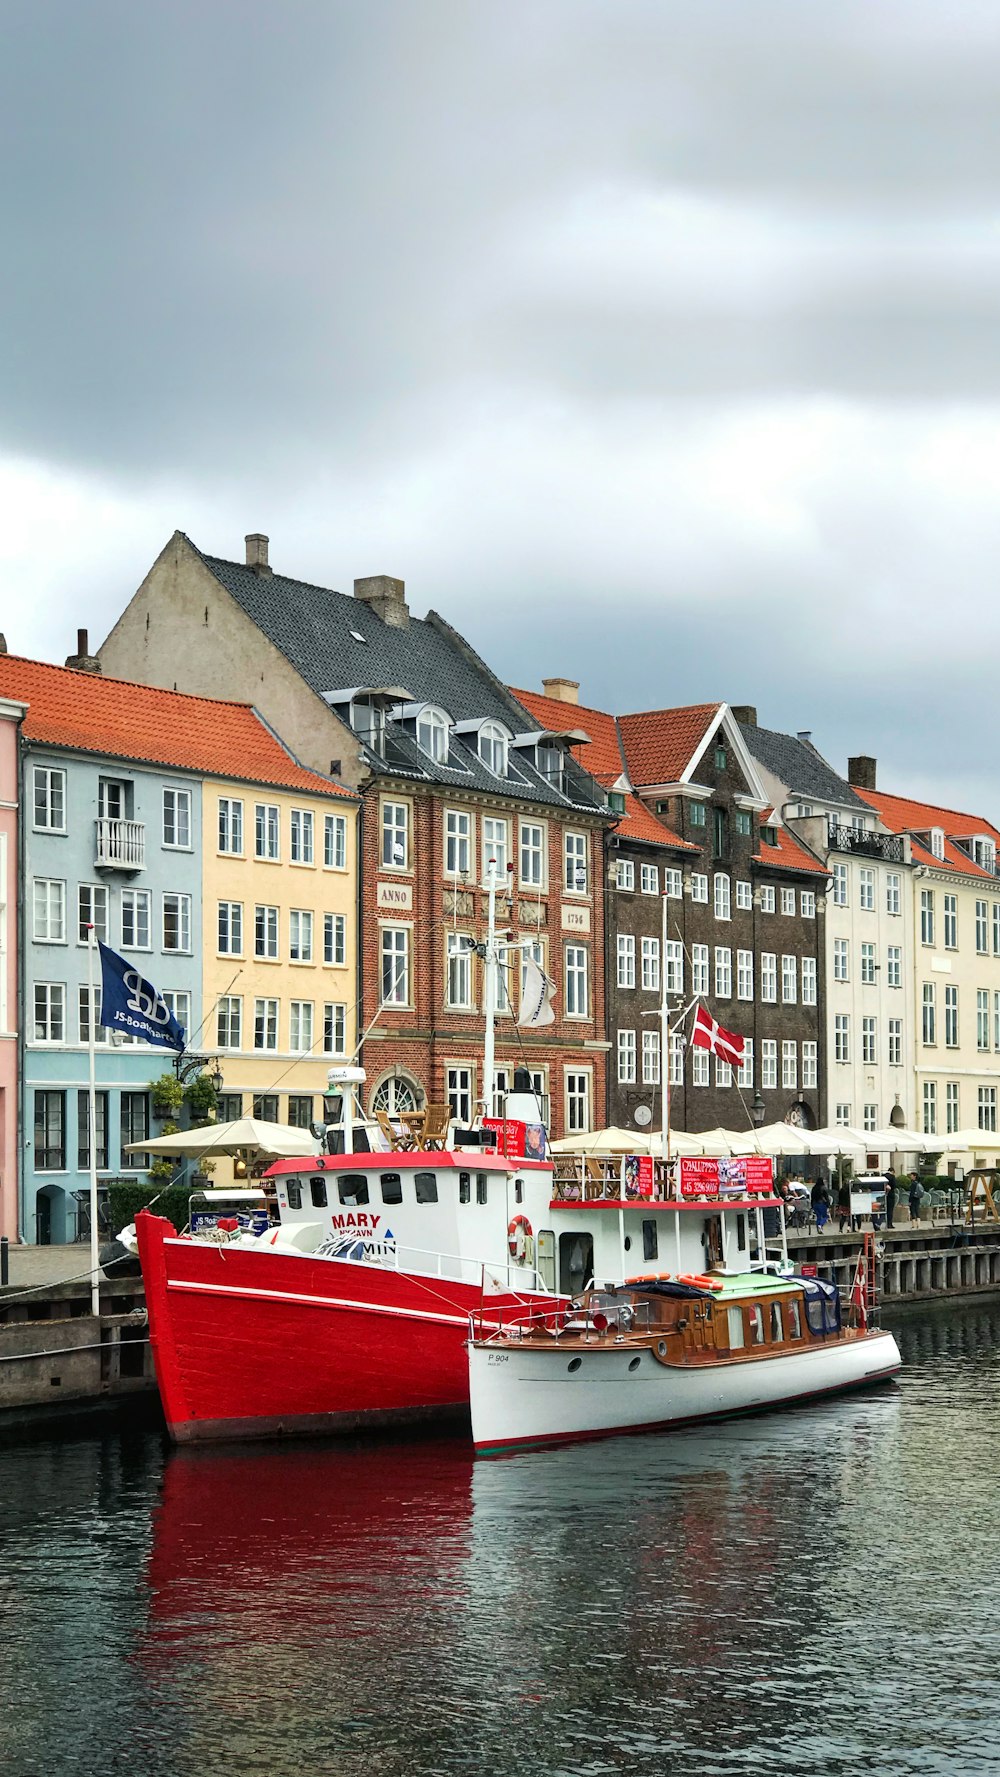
(559, 1232), (594, 1297)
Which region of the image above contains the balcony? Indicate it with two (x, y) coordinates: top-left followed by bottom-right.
(827, 822), (904, 864)
(95, 817), (145, 871)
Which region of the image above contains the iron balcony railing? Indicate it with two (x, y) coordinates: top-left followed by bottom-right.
(827, 823), (905, 864)
(95, 817), (146, 870)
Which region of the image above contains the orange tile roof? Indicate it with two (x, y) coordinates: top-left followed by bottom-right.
(756, 825), (828, 877)
(856, 788), (1000, 881)
(617, 703), (722, 786)
(0, 655), (355, 800)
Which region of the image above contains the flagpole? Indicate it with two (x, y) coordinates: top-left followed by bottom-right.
(660, 891), (670, 1165)
(87, 928), (100, 1318)
(483, 859), (498, 1119)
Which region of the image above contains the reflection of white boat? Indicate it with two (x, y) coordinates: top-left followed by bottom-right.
(468, 1269), (901, 1458)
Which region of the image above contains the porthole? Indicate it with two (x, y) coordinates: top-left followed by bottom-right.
(567, 1357), (582, 1373)
(657, 1340), (668, 1357)
(628, 1356), (641, 1373)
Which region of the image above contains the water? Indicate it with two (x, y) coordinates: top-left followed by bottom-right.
(1, 1301), (998, 1777)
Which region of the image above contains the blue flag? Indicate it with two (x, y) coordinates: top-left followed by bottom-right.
(97, 942), (186, 1052)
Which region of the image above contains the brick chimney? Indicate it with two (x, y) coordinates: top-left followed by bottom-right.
(0, 634), (6, 655)
(848, 754), (877, 791)
(731, 704), (757, 727)
(245, 533), (272, 576)
(542, 677), (580, 705)
(354, 575), (409, 629)
(65, 628), (102, 674)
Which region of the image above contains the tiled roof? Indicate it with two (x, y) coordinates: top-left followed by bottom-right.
(741, 722), (866, 810)
(856, 788), (1000, 881)
(0, 655), (353, 799)
(755, 825), (828, 877)
(617, 703), (722, 786)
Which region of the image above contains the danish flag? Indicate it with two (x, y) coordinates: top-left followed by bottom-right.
(690, 1003), (746, 1065)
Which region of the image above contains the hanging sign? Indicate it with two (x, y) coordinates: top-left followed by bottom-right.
(679, 1156), (774, 1198)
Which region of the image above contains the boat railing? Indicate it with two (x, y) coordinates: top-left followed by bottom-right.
(471, 1289), (655, 1342)
(551, 1154), (678, 1203)
(373, 1237), (548, 1294)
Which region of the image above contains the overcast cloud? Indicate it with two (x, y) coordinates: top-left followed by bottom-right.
(2, 1), (1000, 812)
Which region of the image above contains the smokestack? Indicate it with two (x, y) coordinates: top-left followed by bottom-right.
(542, 677), (580, 705)
(848, 755), (877, 791)
(354, 575), (409, 629)
(245, 533), (272, 576)
(731, 705), (757, 727)
(65, 628), (102, 674)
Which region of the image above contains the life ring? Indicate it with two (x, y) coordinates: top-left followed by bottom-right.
(508, 1214), (533, 1261)
(677, 1272), (724, 1293)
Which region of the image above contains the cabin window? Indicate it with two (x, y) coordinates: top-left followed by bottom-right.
(309, 1177), (328, 1208)
(727, 1306), (745, 1349)
(642, 1219), (658, 1262)
(788, 1300), (803, 1339)
(286, 1181), (302, 1210)
(415, 1171), (438, 1204)
(380, 1173), (402, 1205)
(736, 1214), (747, 1252)
(515, 1178), (524, 1205)
(459, 1171), (471, 1204)
(476, 1173), (488, 1204)
(748, 1303), (765, 1345)
(770, 1302), (784, 1342)
(338, 1174), (370, 1206)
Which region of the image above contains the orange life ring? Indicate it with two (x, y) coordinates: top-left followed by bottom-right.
(677, 1272), (724, 1292)
(508, 1214), (533, 1260)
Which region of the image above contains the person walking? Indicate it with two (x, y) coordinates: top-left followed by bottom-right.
(836, 1176), (852, 1233)
(908, 1173), (923, 1225)
(884, 1166), (897, 1230)
(811, 1175), (831, 1234)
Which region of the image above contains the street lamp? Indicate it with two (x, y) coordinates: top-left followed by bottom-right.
(752, 1090), (766, 1127)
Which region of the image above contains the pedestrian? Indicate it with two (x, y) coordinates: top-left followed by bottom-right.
(811, 1175), (831, 1234)
(836, 1176), (852, 1232)
(908, 1173), (923, 1225)
(884, 1166), (897, 1230)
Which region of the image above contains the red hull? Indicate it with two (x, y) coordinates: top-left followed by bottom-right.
(136, 1211), (543, 1444)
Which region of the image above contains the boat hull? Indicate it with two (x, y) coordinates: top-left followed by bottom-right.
(468, 1329), (902, 1456)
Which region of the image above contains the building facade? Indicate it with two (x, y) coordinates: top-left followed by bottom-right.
(0, 694), (26, 1239)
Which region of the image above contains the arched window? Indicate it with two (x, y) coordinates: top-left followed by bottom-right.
(370, 1074), (423, 1117)
(478, 722), (509, 777)
(417, 707), (450, 764)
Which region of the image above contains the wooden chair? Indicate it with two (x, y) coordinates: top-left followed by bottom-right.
(421, 1103), (452, 1149)
(376, 1110), (408, 1151)
(398, 1110), (427, 1148)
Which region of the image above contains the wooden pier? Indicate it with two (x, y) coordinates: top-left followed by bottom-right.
(785, 1221), (1000, 1305)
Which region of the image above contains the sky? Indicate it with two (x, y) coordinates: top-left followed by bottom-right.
(2, 1), (1000, 816)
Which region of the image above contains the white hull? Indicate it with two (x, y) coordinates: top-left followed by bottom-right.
(468, 1329), (902, 1456)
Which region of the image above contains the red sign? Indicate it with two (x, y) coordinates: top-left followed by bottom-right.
(623, 1155), (655, 1199)
(482, 1119), (547, 1160)
(678, 1156), (774, 1198)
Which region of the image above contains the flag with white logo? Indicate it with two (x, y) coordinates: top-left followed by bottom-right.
(98, 942), (186, 1052)
(690, 1002), (745, 1065)
(518, 954), (556, 1028)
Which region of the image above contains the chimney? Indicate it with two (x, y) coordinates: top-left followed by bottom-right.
(65, 628), (102, 674)
(0, 634), (6, 655)
(731, 704), (757, 727)
(848, 754), (877, 791)
(541, 677), (580, 705)
(354, 575), (409, 629)
(245, 533), (272, 576)
(797, 729), (812, 743)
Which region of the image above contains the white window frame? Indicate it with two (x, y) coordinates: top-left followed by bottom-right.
(445, 808), (472, 877)
(617, 858), (635, 893)
(564, 831), (589, 895)
(565, 945), (589, 1018)
(32, 765), (66, 833)
(218, 900), (244, 957)
(162, 892), (192, 954)
(617, 933), (636, 990)
(760, 952), (777, 1003)
(714, 946), (732, 999)
(162, 785), (191, 850)
(691, 944), (709, 996)
(217, 995), (243, 1049)
(714, 873), (731, 920)
(290, 808), (315, 865)
(324, 812), (348, 870)
(446, 932), (474, 1009)
(255, 802), (280, 861)
(781, 955), (797, 1004)
(32, 878), (66, 944)
(641, 937), (660, 993)
(482, 816), (509, 879)
(564, 1068), (592, 1134)
(690, 873), (708, 905)
(218, 796), (244, 856)
(640, 863), (660, 896)
(519, 821), (545, 889)
(735, 879), (753, 911)
(381, 925), (411, 1006)
(253, 997), (279, 1051)
(802, 957), (817, 1005)
(289, 908), (313, 964)
(255, 904), (279, 960)
(121, 888), (152, 951)
(289, 1000), (315, 1053)
(617, 1028), (637, 1084)
(323, 912), (346, 967)
(382, 800), (409, 871)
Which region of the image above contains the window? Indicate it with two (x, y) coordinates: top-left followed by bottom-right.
(218, 796), (244, 855)
(478, 723), (508, 776)
(34, 982), (65, 1043)
(78, 985), (108, 1045)
(162, 893), (191, 953)
(862, 1017), (877, 1064)
(736, 879), (753, 911)
(801, 890), (816, 917)
(255, 803), (280, 860)
(859, 868), (875, 911)
(217, 1094), (242, 1122)
(382, 800), (409, 870)
(886, 874), (901, 916)
(307, 1169), (327, 1205)
(255, 904), (279, 960)
(780, 886), (795, 916)
(640, 863), (660, 895)
(888, 1019), (902, 1066)
(770, 1301), (785, 1343)
(994, 904), (1000, 958)
(323, 1003), (347, 1055)
(691, 944), (709, 996)
(761, 1040), (777, 1089)
(887, 946), (902, 989)
(324, 813), (348, 870)
(33, 766), (66, 832)
(670, 1032), (685, 1085)
(664, 940), (684, 994)
(930, 827), (945, 861)
(976, 900), (989, 955)
(692, 1048), (710, 1087)
(218, 901), (244, 956)
(77, 1089), (109, 1171)
(834, 938), (850, 982)
(446, 933), (473, 1008)
(760, 953), (777, 1003)
(381, 927), (410, 1004)
(445, 809), (472, 876)
(565, 945), (589, 1017)
(714, 873), (731, 920)
(923, 1081), (937, 1137)
(832, 864), (848, 907)
(663, 867), (682, 900)
(947, 1081), (960, 1135)
(802, 957), (817, 1005)
(979, 1087), (998, 1133)
(922, 983), (936, 1046)
(973, 837), (996, 873)
(98, 778), (128, 822)
(617, 934), (636, 989)
(483, 816), (509, 879)
(833, 1102), (850, 1127)
(759, 885), (776, 913)
(565, 1070), (591, 1133)
(324, 913), (346, 966)
(737, 949), (753, 1001)
(289, 909), (313, 963)
(290, 1001), (314, 1052)
(121, 888), (151, 950)
(34, 1090), (65, 1169)
(942, 893), (958, 949)
(691, 873), (709, 904)
(716, 1056), (732, 1088)
(735, 810), (751, 838)
(617, 1028), (637, 1084)
(782, 1042), (797, 1090)
(642, 1030), (661, 1085)
(160, 990), (190, 1039)
(995, 990), (1000, 1052)
(781, 956), (797, 1004)
(713, 807), (727, 857)
(864, 1103), (878, 1133)
(834, 1014), (850, 1064)
(77, 883), (108, 945)
(855, 941), (875, 985)
(978, 988), (990, 1052)
(446, 1067), (474, 1123)
(641, 937), (660, 992)
(945, 985), (958, 1048)
(162, 786), (191, 848)
(33, 879), (66, 943)
(217, 996), (242, 1048)
(920, 889), (935, 946)
(519, 821), (545, 887)
(290, 809), (314, 864)
(120, 1092), (150, 1170)
(287, 1096), (314, 1130)
(714, 946), (732, 998)
(690, 802), (706, 828)
(617, 858), (635, 892)
(417, 707), (449, 762)
(802, 1041), (818, 1089)
(738, 1038), (754, 1089)
(565, 832), (588, 893)
(254, 998), (278, 1050)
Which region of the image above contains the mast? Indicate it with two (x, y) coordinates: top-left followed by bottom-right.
(482, 857), (499, 1120)
(660, 889), (671, 1165)
(87, 928), (100, 1317)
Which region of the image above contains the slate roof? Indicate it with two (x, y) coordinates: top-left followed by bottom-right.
(855, 788), (1000, 882)
(195, 543), (607, 815)
(740, 722), (866, 811)
(0, 654), (353, 799)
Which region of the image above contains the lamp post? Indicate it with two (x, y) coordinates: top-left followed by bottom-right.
(751, 1090), (766, 1128)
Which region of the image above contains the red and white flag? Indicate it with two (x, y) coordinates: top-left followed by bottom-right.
(690, 1003), (746, 1065)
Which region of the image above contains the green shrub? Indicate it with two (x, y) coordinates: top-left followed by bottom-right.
(107, 1180), (192, 1236)
(184, 1071), (219, 1126)
(150, 1073), (185, 1120)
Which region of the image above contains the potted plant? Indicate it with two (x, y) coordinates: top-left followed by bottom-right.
(185, 1071), (219, 1127)
(151, 1072), (185, 1122)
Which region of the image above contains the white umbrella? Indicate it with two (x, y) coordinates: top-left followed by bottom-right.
(738, 1121), (813, 1157)
(862, 1126), (935, 1153)
(548, 1125), (729, 1157)
(940, 1128), (1000, 1155)
(804, 1125), (870, 1156)
(124, 1115), (319, 1160)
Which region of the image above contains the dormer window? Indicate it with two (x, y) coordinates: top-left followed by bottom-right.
(536, 741), (564, 789)
(973, 835), (996, 873)
(930, 827), (945, 861)
(478, 722), (509, 777)
(351, 701), (385, 756)
(416, 706), (450, 764)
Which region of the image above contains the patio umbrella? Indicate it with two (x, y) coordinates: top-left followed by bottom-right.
(803, 1125), (870, 1156)
(739, 1121), (814, 1157)
(548, 1125), (728, 1157)
(940, 1128), (1000, 1154)
(861, 1126), (935, 1154)
(124, 1116), (320, 1160)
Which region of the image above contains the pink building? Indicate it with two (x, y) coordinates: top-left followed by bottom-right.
(0, 694), (26, 1240)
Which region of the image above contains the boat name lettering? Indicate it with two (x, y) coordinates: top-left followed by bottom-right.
(330, 1212), (381, 1231)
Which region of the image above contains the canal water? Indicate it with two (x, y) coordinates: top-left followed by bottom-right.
(2, 1300), (998, 1777)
